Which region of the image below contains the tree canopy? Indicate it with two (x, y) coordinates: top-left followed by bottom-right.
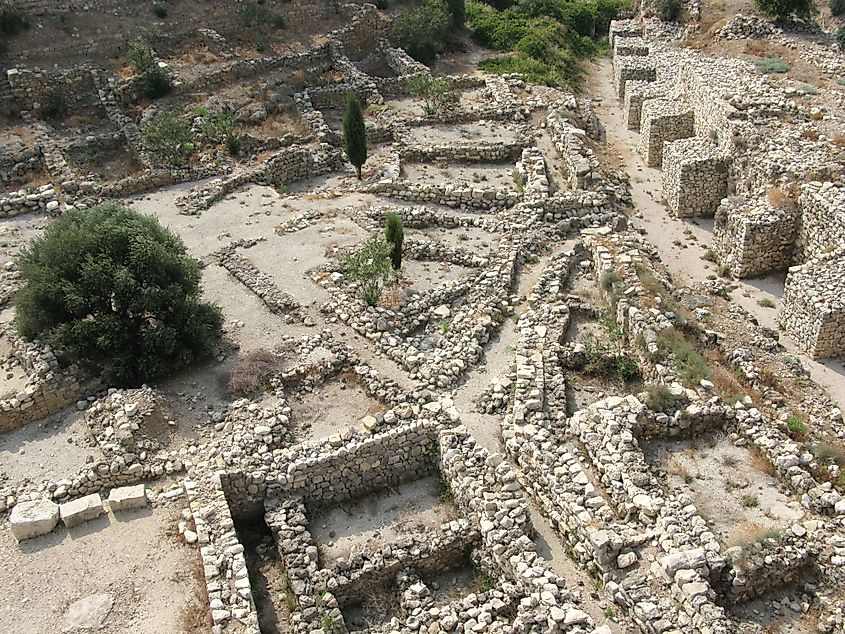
(14, 203), (222, 386)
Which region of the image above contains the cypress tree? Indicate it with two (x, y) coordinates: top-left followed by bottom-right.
(343, 92), (367, 179)
(384, 212), (404, 271)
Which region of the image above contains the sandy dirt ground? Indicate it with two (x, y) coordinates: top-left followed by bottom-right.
(0, 504), (208, 634)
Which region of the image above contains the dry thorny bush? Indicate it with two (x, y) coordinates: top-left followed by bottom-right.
(227, 349), (287, 396)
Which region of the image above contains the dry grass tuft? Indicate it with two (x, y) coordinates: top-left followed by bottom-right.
(227, 349), (286, 396)
(766, 186), (792, 209)
(749, 449), (776, 477)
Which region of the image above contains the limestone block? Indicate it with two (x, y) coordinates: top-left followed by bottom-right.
(60, 493), (104, 528)
(637, 99), (694, 168)
(107, 485), (147, 512)
(10, 498), (60, 541)
(662, 137), (729, 218)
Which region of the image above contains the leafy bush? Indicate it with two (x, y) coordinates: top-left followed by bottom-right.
(448, 0), (467, 27)
(656, 329), (710, 387)
(393, 0), (452, 64)
(343, 92), (367, 179)
(646, 384), (676, 410)
(227, 350), (284, 396)
(376, 0), (389, 8)
(755, 0), (814, 20)
(654, 0), (681, 20)
(341, 238), (397, 306)
(755, 57), (790, 73)
(785, 412), (808, 437)
(142, 112), (193, 168)
(810, 442), (845, 467)
(832, 0), (845, 14)
(140, 64), (173, 98)
(467, 0), (627, 88)
(42, 89), (68, 120)
(407, 75), (460, 115)
(583, 336), (641, 383)
(128, 37), (157, 75)
(202, 110), (240, 156)
(14, 203), (222, 386)
(837, 26), (845, 49)
(384, 213), (404, 270)
(152, 2), (168, 18)
(0, 3), (28, 35)
(0, 38), (7, 57)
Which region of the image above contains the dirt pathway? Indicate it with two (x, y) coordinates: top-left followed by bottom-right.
(587, 58), (845, 411)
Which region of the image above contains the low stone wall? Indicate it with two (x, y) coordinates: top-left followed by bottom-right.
(661, 137), (728, 217)
(6, 65), (98, 111)
(637, 98), (694, 167)
(613, 57), (656, 100)
(0, 145), (44, 188)
(547, 105), (597, 189)
(794, 181), (845, 264)
(614, 36), (649, 58)
(779, 250), (845, 359)
(609, 19), (643, 45)
(0, 183), (58, 217)
(712, 196), (797, 278)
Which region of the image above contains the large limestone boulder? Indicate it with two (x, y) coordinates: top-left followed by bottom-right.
(60, 493), (104, 528)
(107, 485), (147, 512)
(9, 498), (60, 541)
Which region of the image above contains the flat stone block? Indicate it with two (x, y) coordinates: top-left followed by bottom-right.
(107, 485), (148, 512)
(60, 493), (104, 528)
(10, 498), (60, 541)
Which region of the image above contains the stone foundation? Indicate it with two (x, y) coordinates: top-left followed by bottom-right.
(637, 99), (694, 167)
(779, 250), (845, 359)
(623, 80), (668, 130)
(712, 196), (797, 278)
(661, 137), (728, 217)
(794, 181), (845, 263)
(613, 57), (657, 100)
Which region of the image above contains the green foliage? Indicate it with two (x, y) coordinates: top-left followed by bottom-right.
(343, 92), (367, 179)
(407, 75), (460, 115)
(583, 336), (641, 383)
(741, 494), (759, 508)
(341, 237), (397, 306)
(42, 89), (68, 120)
(785, 412), (808, 437)
(140, 65), (173, 98)
(646, 384), (676, 410)
(235, 2), (273, 27)
(655, 330), (710, 387)
(14, 203), (222, 386)
(837, 26), (845, 48)
(376, 0), (389, 8)
(600, 271), (620, 291)
(467, 0), (628, 88)
(755, 0), (814, 19)
(755, 57), (790, 74)
(384, 212), (404, 270)
(0, 3), (29, 35)
(0, 38), (7, 57)
(142, 112), (193, 168)
(128, 38), (157, 74)
(810, 442), (845, 467)
(152, 2), (168, 18)
(654, 0), (681, 20)
(448, 0), (467, 27)
(393, 0), (452, 65)
(832, 0), (845, 14)
(202, 110), (241, 156)
(758, 298), (776, 308)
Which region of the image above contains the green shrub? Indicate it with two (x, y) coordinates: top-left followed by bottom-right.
(785, 412), (808, 437)
(128, 37), (157, 75)
(152, 2), (167, 18)
(448, 0), (467, 28)
(654, 0), (682, 20)
(42, 89), (68, 120)
(810, 442), (845, 467)
(0, 3), (29, 35)
(755, 0), (814, 20)
(832, 0), (845, 14)
(341, 237), (397, 306)
(140, 64), (173, 98)
(755, 57), (790, 74)
(202, 110), (241, 156)
(646, 384), (676, 410)
(14, 203), (222, 386)
(393, 0), (451, 64)
(384, 213), (404, 270)
(273, 14), (286, 29)
(758, 298), (776, 308)
(142, 112), (193, 168)
(837, 26), (845, 48)
(584, 337), (641, 383)
(600, 271), (621, 291)
(407, 75), (460, 115)
(376, 0), (389, 8)
(235, 2), (274, 27)
(656, 330), (710, 387)
(0, 38), (7, 57)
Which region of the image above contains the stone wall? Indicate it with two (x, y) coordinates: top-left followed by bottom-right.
(623, 80), (668, 130)
(794, 181), (845, 264)
(6, 66), (98, 112)
(636, 98), (694, 167)
(712, 196), (797, 278)
(779, 250), (845, 359)
(661, 137), (728, 217)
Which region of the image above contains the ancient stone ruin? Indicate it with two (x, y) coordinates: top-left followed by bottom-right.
(1, 1), (844, 634)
